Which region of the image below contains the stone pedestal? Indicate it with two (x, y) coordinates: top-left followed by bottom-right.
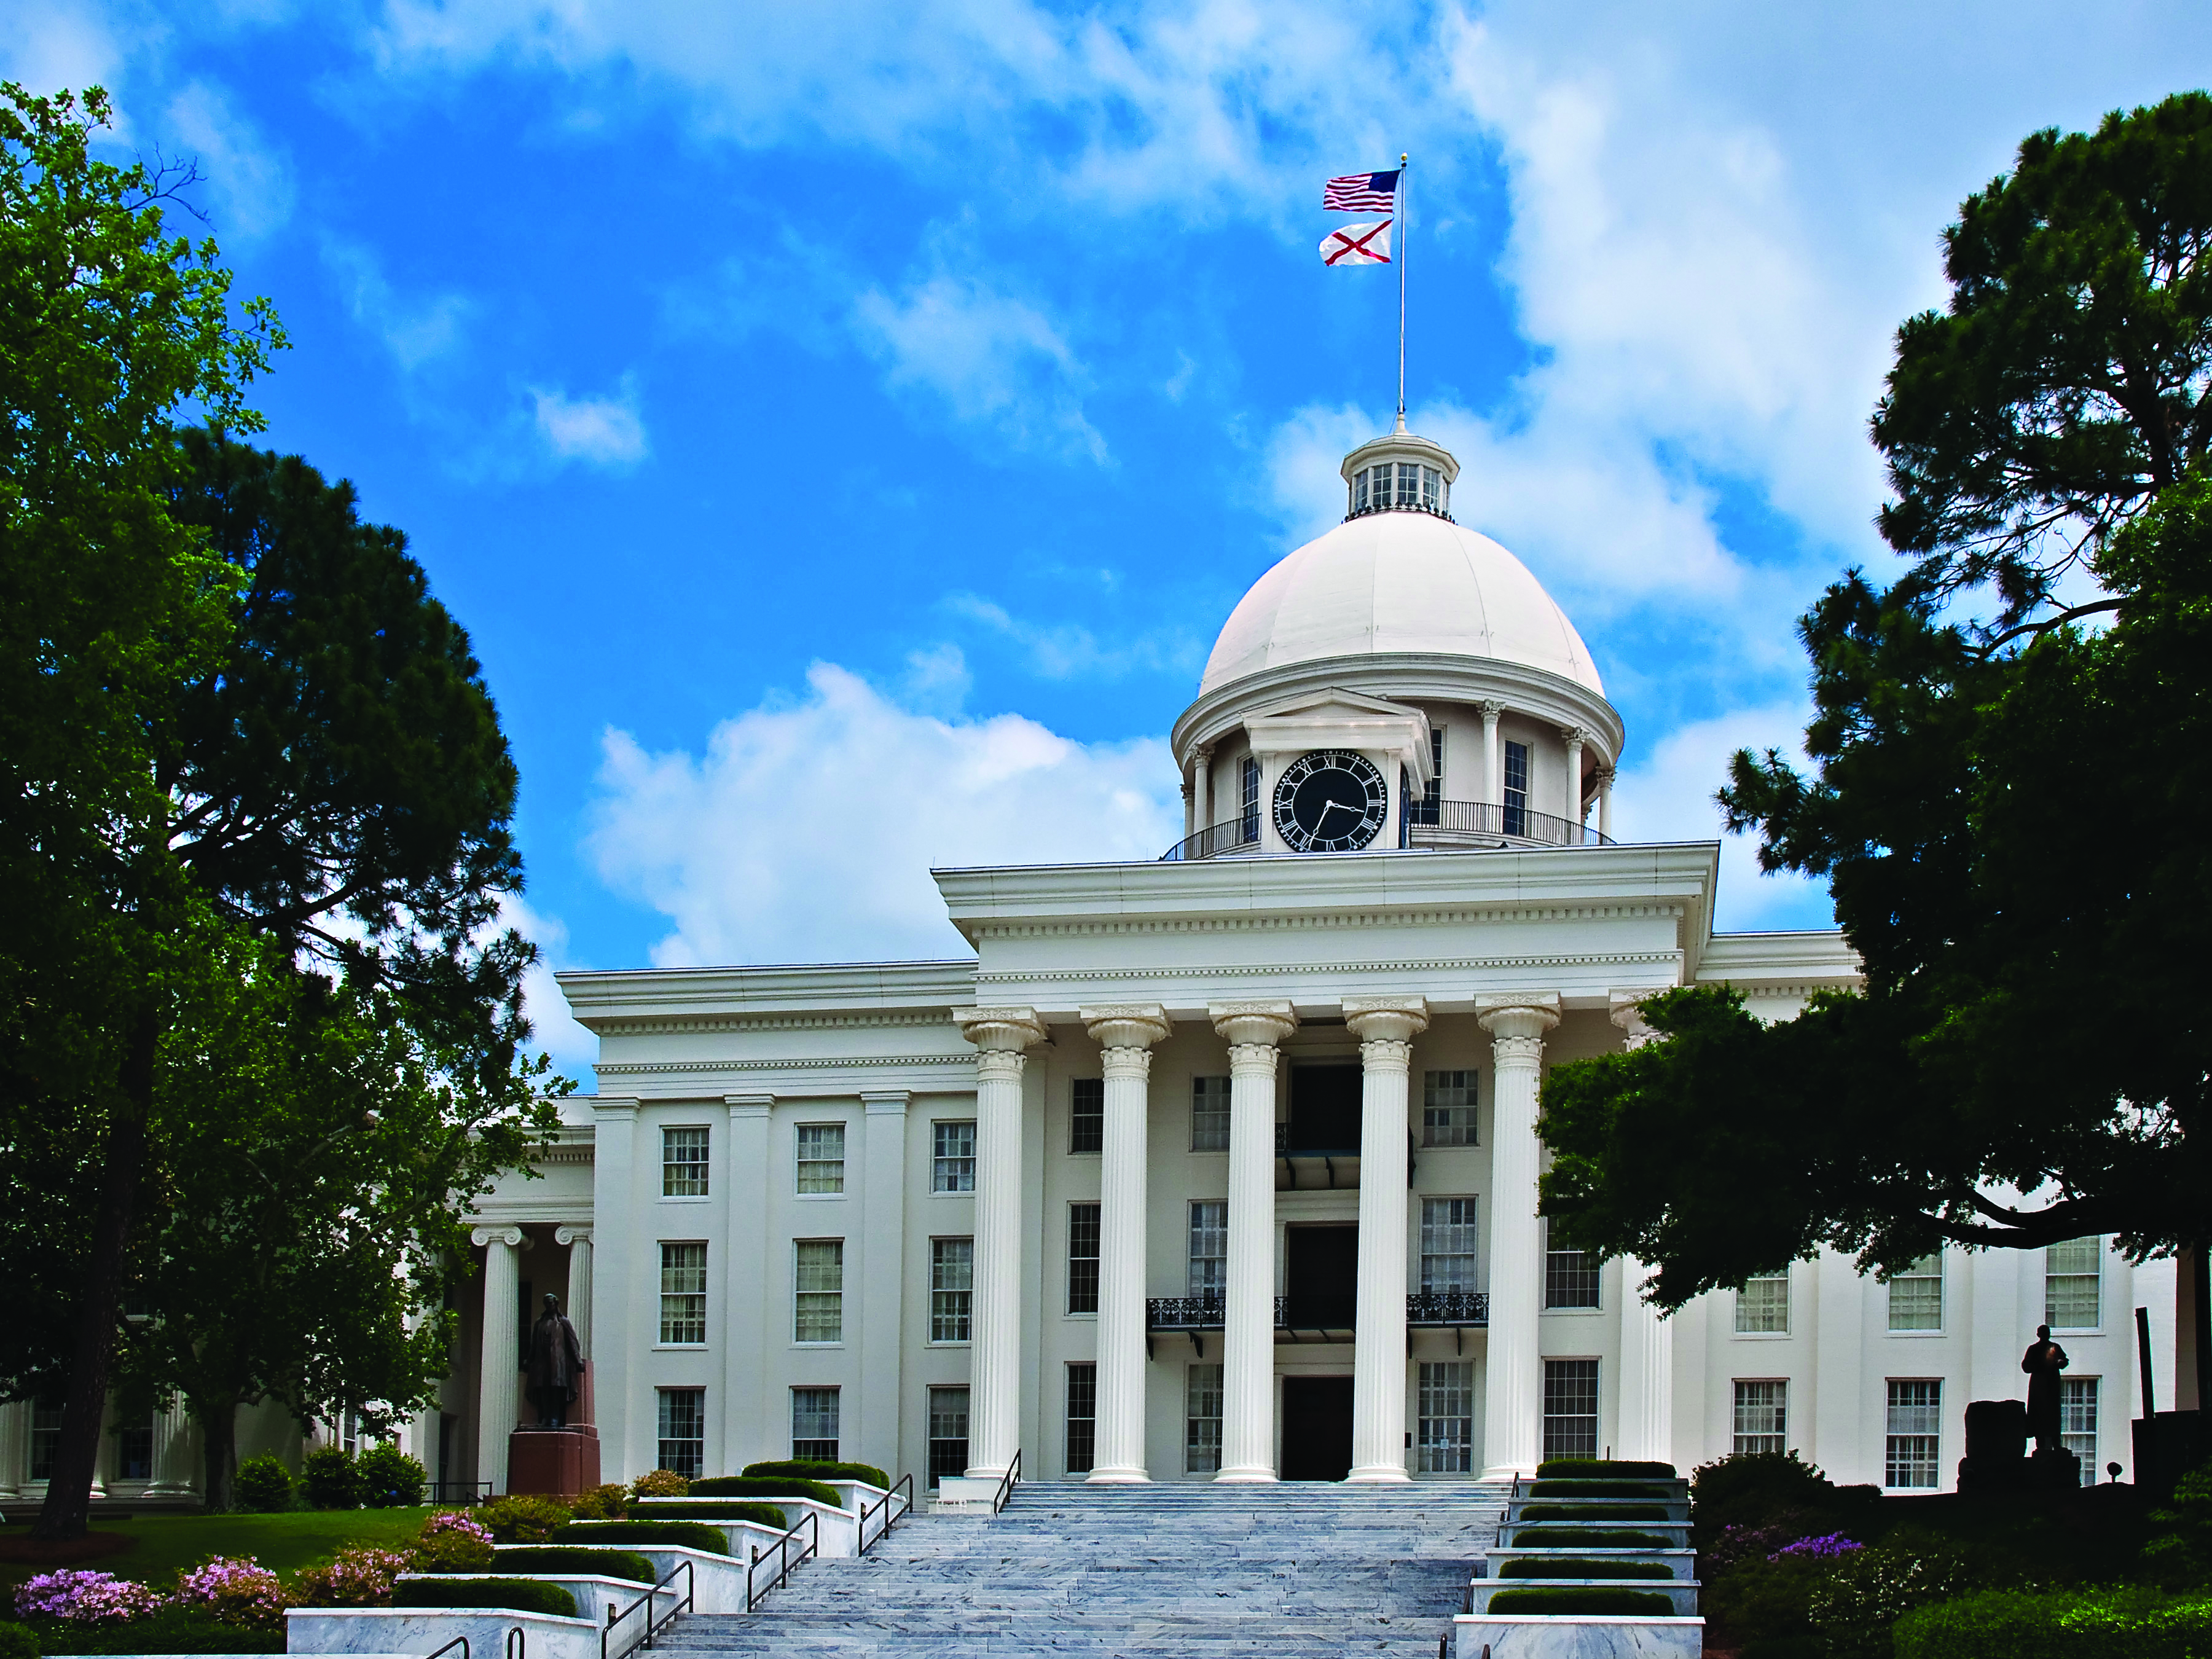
(506, 1426), (600, 1497)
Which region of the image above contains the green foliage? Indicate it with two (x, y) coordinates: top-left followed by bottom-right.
(1484, 1587), (1674, 1614)
(1510, 1529), (1669, 1550)
(355, 1445), (425, 1509)
(476, 1496), (571, 1544)
(567, 1484), (626, 1520)
(1497, 1558), (1674, 1579)
(1693, 1451), (1836, 1517)
(1894, 1586), (2212, 1658)
(300, 1447), (364, 1511)
(1529, 1482), (1669, 1499)
(1519, 1504), (1671, 1520)
(1537, 1460), (1676, 1479)
(1810, 1539), (1981, 1659)
(2141, 1465), (2212, 1586)
(409, 1525), (494, 1575)
(731, 1461), (892, 1491)
(230, 1455), (294, 1513)
(0, 1622), (37, 1659)
(552, 1520), (740, 1556)
(1702, 1553), (1831, 1651)
(648, 1477), (840, 1508)
(629, 1470), (689, 1498)
(485, 1548), (655, 1584)
(23, 1605), (281, 1655)
(390, 1578), (577, 1618)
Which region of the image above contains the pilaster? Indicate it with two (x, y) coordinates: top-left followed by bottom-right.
(724, 1095), (773, 1473)
(589, 1099), (640, 1479)
(860, 1089), (912, 1480)
(1609, 993), (1672, 1465)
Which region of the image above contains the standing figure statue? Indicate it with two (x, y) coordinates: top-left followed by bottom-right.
(2022, 1322), (2071, 1454)
(527, 1292), (586, 1427)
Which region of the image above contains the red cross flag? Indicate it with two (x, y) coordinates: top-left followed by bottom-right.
(1320, 219), (1392, 266)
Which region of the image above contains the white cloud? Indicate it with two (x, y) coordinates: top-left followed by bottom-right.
(533, 379), (649, 468)
(322, 237), (472, 371)
(165, 79), (294, 240)
(500, 895), (598, 1075)
(584, 663), (1181, 966)
(941, 592), (1202, 681)
(0, 4), (133, 110)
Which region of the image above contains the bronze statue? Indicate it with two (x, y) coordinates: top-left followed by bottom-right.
(527, 1292), (586, 1427)
(2022, 1322), (2070, 1454)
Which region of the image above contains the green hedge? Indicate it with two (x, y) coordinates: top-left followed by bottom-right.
(1497, 1558), (1674, 1580)
(1537, 1459), (1677, 1480)
(1528, 1481), (1669, 1499)
(648, 1477), (840, 1508)
(0, 1623), (34, 1659)
(1510, 1528), (1670, 1550)
(1486, 1588), (1675, 1614)
(1520, 1504), (1672, 1520)
(733, 1460), (892, 1491)
(392, 1579), (578, 1618)
(485, 1547), (657, 1583)
(552, 1520), (742, 1555)
(22, 1606), (284, 1655)
(1894, 1588), (2212, 1659)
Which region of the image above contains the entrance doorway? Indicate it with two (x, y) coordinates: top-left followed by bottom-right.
(1284, 1222), (1359, 1330)
(1281, 1376), (1355, 1481)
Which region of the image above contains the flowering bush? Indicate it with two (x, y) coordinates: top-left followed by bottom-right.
(173, 1557), (288, 1629)
(1810, 1540), (1980, 1659)
(411, 1510), (496, 1574)
(292, 1547), (415, 1608)
(1773, 1532), (1866, 1561)
(1703, 1521), (1802, 1576)
(15, 1569), (167, 1624)
(630, 1469), (689, 1499)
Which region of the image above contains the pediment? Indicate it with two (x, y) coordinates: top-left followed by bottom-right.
(1249, 686), (1419, 723)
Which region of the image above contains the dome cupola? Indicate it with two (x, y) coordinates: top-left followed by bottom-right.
(1339, 420), (1459, 522)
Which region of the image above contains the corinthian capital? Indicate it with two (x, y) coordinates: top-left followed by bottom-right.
(1079, 1003), (1172, 1053)
(954, 1006), (1048, 1053)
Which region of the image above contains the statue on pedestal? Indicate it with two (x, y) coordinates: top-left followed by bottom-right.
(527, 1293), (586, 1428)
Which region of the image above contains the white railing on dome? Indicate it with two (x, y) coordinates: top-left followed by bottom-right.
(1160, 798), (1612, 861)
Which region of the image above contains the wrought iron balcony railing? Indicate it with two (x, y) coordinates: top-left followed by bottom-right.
(1162, 798), (1612, 861)
(1142, 1290), (1489, 1333)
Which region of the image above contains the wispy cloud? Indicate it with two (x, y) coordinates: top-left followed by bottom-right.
(164, 78), (294, 240)
(941, 592), (1201, 681)
(321, 237), (472, 371)
(533, 378), (649, 468)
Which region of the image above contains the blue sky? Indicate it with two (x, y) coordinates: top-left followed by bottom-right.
(10, 0), (2208, 1072)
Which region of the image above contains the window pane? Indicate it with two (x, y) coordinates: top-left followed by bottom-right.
(1888, 1255), (1943, 1332)
(662, 1126), (710, 1197)
(1420, 1197), (1478, 1294)
(2046, 1237), (2102, 1328)
(1065, 1363), (1097, 1475)
(1191, 1077), (1231, 1151)
(929, 1237), (974, 1343)
(792, 1387), (839, 1462)
(1885, 1379), (1941, 1488)
(659, 1242), (708, 1344)
(1070, 1078), (1104, 1155)
(29, 1402), (61, 1480)
(1185, 1363), (1225, 1473)
(927, 1386), (969, 1488)
(2060, 1376), (2098, 1484)
(1733, 1379), (1787, 1455)
(1544, 1217), (1600, 1309)
(1417, 1361), (1474, 1473)
(1542, 1359), (1599, 1459)
(1504, 740), (1529, 833)
(795, 1239), (844, 1343)
(796, 1123), (845, 1194)
(932, 1121), (976, 1193)
(1422, 1070), (1476, 1147)
(1736, 1273), (1790, 1333)
(1067, 1202), (1101, 1316)
(1188, 1201), (1228, 1298)
(119, 1421), (155, 1481)
(1241, 757), (1261, 841)
(657, 1387), (705, 1479)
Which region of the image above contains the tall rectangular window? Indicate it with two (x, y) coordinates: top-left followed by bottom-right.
(2046, 1236), (2103, 1329)
(1736, 1271), (1791, 1334)
(1542, 1359), (1599, 1459)
(1424, 726), (1445, 818)
(930, 1237), (974, 1342)
(791, 1387), (839, 1461)
(1067, 1202), (1101, 1315)
(1070, 1078), (1104, 1155)
(1422, 1070), (1477, 1147)
(927, 1386), (968, 1488)
(1544, 1217), (1600, 1309)
(118, 1418), (155, 1481)
(1191, 1077), (1231, 1151)
(662, 1126), (710, 1197)
(1733, 1379), (1788, 1455)
(2060, 1376), (2099, 1483)
(794, 1239), (844, 1343)
(1188, 1201), (1228, 1299)
(1065, 1363), (1097, 1475)
(657, 1388), (705, 1478)
(1888, 1254), (1943, 1332)
(1185, 1363), (1225, 1473)
(659, 1242), (708, 1344)
(1885, 1379), (1941, 1488)
(1420, 1198), (1479, 1293)
(931, 1121), (976, 1193)
(1504, 740), (1530, 835)
(1417, 1360), (1475, 1473)
(1240, 756), (1261, 842)
(29, 1403), (61, 1480)
(796, 1123), (845, 1194)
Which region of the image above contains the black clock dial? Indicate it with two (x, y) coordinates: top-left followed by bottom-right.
(1273, 750), (1389, 852)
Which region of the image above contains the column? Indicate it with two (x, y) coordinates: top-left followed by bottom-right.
(1346, 997), (1430, 1483)
(1480, 702), (1504, 809)
(1209, 1000), (1297, 1482)
(1561, 728), (1587, 841)
(472, 1225), (530, 1495)
(144, 1399), (201, 1498)
(859, 1090), (911, 1480)
(555, 1226), (594, 1427)
(0, 1401), (25, 1499)
(1193, 745), (1214, 835)
(1596, 767), (1615, 843)
(1478, 992), (1559, 1480)
(955, 1007), (1048, 1478)
(1081, 1004), (1172, 1482)
(589, 1100), (640, 1478)
(724, 1096), (772, 1471)
(1609, 994), (1671, 1465)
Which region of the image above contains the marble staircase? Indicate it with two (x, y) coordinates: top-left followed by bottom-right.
(656, 1479), (1511, 1657)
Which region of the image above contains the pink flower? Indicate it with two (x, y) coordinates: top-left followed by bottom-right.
(15, 1569), (165, 1624)
(174, 1556), (288, 1628)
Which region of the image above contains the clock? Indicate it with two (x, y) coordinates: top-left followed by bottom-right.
(1273, 750), (1389, 852)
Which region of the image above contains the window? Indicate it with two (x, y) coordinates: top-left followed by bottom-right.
(1413, 727), (1444, 824)
(118, 1418), (155, 1481)
(1885, 1380), (1941, 1488)
(2060, 1377), (2099, 1483)
(1417, 1361), (1475, 1473)
(1070, 1078), (1104, 1155)
(1888, 1255), (1943, 1332)
(1420, 1198), (1478, 1293)
(1185, 1363), (1225, 1473)
(2046, 1236), (2103, 1330)
(1188, 1201), (1228, 1299)
(1241, 756), (1261, 842)
(1544, 1217), (1599, 1309)
(1191, 1076), (1231, 1151)
(791, 1387), (839, 1461)
(796, 1123), (845, 1194)
(659, 1242), (707, 1344)
(662, 1126), (710, 1197)
(794, 1239), (844, 1343)
(1421, 466), (1442, 512)
(1354, 468), (1371, 513)
(1422, 1070), (1477, 1146)
(1065, 1363), (1097, 1475)
(931, 1121), (976, 1193)
(1503, 740), (1530, 836)
(1067, 1202), (1101, 1316)
(930, 1237), (974, 1342)
(1542, 1359), (1599, 1459)
(29, 1402), (61, 1480)
(1733, 1380), (1788, 1456)
(1736, 1271), (1790, 1334)
(927, 1386), (969, 1488)
(1396, 461), (1418, 508)
(657, 1388), (705, 1479)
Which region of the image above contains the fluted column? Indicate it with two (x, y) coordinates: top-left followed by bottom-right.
(1192, 744), (1214, 835)
(1480, 702), (1504, 807)
(1209, 1000), (1297, 1482)
(1596, 767), (1615, 842)
(556, 1226), (594, 1427)
(473, 1225), (530, 1495)
(0, 1401), (25, 1499)
(955, 1006), (1048, 1478)
(1478, 992), (1559, 1479)
(1346, 997), (1430, 1483)
(1609, 994), (1672, 1465)
(1561, 728), (1588, 841)
(1081, 1003), (1172, 1482)
(144, 1399), (200, 1497)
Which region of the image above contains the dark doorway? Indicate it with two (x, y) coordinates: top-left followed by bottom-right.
(1288, 1064), (1362, 1153)
(1281, 1376), (1355, 1481)
(1285, 1222), (1359, 1330)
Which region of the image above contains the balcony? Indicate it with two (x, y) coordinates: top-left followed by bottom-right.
(1161, 798), (1613, 861)
(1142, 1290), (1488, 1355)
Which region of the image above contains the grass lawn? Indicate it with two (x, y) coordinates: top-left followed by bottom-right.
(0, 1507), (437, 1595)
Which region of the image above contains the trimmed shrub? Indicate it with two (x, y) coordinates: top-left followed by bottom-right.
(552, 1520), (739, 1556)
(488, 1548), (656, 1584)
(1704, 1553), (1829, 1652)
(357, 1444), (427, 1508)
(1529, 1481), (1669, 1499)
(646, 1477), (839, 1508)
(292, 1547), (414, 1607)
(1498, 1558), (1673, 1580)
(1511, 1529), (1668, 1550)
(411, 1512), (496, 1574)
(732, 1460), (892, 1491)
(1895, 1588), (2212, 1659)
(477, 1495), (573, 1543)
(1692, 1449), (1834, 1516)
(391, 1579), (578, 1618)
(1521, 1504), (1671, 1520)
(25, 1604), (281, 1654)
(618, 1501), (792, 1529)
(629, 1470), (689, 1499)
(1537, 1459), (1676, 1480)
(0, 1622), (36, 1659)
(568, 1483), (627, 1521)
(1808, 1539), (1977, 1659)
(232, 1453), (294, 1513)
(13, 1572), (163, 1625)
(301, 1445), (366, 1510)
(1486, 1587), (1674, 1614)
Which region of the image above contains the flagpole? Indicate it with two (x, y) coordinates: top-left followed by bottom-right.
(1396, 152), (1408, 429)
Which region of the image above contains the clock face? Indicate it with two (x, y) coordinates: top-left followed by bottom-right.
(1273, 750), (1389, 852)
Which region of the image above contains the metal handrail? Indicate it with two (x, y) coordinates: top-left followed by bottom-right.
(744, 1508), (818, 1612)
(425, 1480), (494, 1505)
(1160, 813), (1263, 862)
(990, 1449), (1021, 1515)
(602, 1558), (692, 1659)
(1164, 797), (1614, 861)
(505, 1628), (525, 1659)
(1147, 1291), (1491, 1332)
(426, 1639), (469, 1659)
(856, 1474), (915, 1556)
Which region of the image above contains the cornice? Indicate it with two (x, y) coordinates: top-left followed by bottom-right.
(587, 1009), (954, 1037)
(597, 1054), (975, 1077)
(555, 958), (978, 1032)
(967, 901), (1687, 943)
(976, 948), (1682, 986)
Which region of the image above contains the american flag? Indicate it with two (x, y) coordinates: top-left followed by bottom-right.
(1323, 169), (1401, 212)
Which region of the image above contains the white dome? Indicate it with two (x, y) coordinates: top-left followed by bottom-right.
(1201, 509), (1605, 696)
